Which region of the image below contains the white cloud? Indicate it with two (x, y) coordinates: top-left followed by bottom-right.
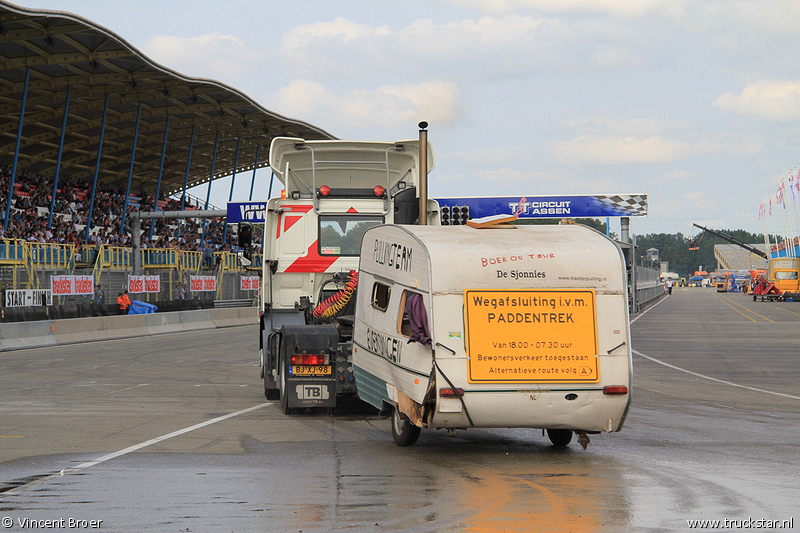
(443, 0), (695, 18)
(265, 80), (460, 129)
(552, 117), (724, 164)
(142, 33), (261, 79)
(715, 80), (800, 122)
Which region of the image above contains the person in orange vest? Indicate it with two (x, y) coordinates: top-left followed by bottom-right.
(117, 290), (131, 315)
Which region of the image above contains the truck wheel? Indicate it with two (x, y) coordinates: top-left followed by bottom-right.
(546, 428), (572, 447)
(264, 371), (279, 400)
(278, 354), (292, 414)
(391, 406), (421, 446)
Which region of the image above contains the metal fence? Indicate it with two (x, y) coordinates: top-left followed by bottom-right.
(1, 239), (263, 306)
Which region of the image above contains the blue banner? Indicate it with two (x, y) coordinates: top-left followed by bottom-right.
(227, 202), (268, 224)
(436, 194), (647, 219)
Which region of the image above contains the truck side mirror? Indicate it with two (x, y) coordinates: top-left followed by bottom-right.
(238, 221), (253, 248)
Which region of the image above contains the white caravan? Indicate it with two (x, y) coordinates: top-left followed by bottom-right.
(352, 222), (632, 447)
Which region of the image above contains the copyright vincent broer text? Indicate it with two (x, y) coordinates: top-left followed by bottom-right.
(2, 517), (103, 529)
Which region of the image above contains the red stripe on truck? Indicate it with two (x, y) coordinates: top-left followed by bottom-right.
(283, 240), (339, 273)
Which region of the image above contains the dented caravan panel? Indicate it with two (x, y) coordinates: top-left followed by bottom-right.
(352, 223), (632, 433)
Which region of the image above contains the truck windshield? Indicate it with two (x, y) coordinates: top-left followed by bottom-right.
(319, 215), (383, 256)
(775, 271), (798, 280)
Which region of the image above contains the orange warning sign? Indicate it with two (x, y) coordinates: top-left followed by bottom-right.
(464, 289), (599, 383)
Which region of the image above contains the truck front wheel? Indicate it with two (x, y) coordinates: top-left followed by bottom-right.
(391, 406), (421, 446)
(264, 370), (279, 400)
(278, 354), (292, 414)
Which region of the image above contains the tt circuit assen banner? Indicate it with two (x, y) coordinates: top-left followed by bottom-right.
(190, 275), (216, 292)
(128, 275), (160, 294)
(51, 275), (94, 296)
(436, 194), (648, 219)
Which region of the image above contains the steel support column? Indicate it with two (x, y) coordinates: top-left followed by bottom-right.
(149, 114), (170, 241)
(200, 131), (220, 249)
(121, 102), (142, 241)
(48, 84), (71, 229)
(84, 93), (110, 241)
(223, 137), (241, 243)
(177, 124), (196, 239)
(3, 66), (30, 234)
(248, 144), (260, 201)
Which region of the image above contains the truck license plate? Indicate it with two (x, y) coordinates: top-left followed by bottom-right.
(291, 365), (331, 375)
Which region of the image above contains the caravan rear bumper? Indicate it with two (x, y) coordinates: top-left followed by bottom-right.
(430, 387), (630, 432)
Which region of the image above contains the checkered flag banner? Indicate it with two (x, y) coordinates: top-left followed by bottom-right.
(593, 194), (648, 217)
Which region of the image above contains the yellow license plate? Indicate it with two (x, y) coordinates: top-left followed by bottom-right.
(291, 365), (331, 375)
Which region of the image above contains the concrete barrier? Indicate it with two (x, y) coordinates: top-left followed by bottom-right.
(0, 320), (58, 351)
(52, 314), (150, 345)
(0, 307), (257, 352)
(212, 307), (258, 328)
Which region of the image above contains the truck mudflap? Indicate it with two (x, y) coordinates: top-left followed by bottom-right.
(286, 380), (337, 408)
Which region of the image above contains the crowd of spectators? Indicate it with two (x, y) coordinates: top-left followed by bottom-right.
(0, 165), (257, 253)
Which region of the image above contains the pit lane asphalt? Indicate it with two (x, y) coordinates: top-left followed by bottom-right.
(0, 288), (797, 532)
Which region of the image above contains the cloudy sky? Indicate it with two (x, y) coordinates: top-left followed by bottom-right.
(13, 0), (800, 237)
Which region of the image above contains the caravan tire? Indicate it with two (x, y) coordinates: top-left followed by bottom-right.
(546, 428), (572, 447)
(391, 406), (421, 447)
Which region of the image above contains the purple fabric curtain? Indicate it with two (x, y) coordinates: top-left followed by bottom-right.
(406, 292), (431, 345)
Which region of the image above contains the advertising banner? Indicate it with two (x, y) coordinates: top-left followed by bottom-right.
(190, 275), (216, 292)
(437, 194), (648, 219)
(51, 275), (94, 296)
(128, 275), (161, 294)
(4, 289), (53, 307)
(240, 276), (259, 291)
(227, 202), (267, 224)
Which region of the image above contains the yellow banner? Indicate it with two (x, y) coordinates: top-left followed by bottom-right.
(464, 289), (599, 383)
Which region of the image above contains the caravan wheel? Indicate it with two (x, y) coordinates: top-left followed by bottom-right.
(546, 428), (572, 447)
(391, 406), (421, 447)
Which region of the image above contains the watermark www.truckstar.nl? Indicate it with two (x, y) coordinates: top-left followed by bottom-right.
(687, 517), (793, 529)
(2, 517), (103, 529)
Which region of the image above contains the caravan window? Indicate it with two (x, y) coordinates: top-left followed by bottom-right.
(318, 215), (383, 256)
(371, 282), (391, 311)
(397, 290), (431, 345)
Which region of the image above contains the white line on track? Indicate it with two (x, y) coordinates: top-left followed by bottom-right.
(630, 295), (800, 401)
(0, 402), (272, 497)
(632, 349), (800, 401)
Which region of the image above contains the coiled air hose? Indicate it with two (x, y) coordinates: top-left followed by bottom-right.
(313, 270), (358, 320)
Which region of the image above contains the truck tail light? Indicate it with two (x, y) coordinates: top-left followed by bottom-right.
(319, 185), (331, 196)
(439, 387), (464, 398)
(291, 354), (327, 365)
(603, 385), (628, 395)
(373, 185), (385, 197)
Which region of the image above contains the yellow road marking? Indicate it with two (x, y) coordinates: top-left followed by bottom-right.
(714, 293), (773, 322)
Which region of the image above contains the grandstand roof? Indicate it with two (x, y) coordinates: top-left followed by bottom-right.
(714, 243), (769, 271)
(0, 1), (335, 200)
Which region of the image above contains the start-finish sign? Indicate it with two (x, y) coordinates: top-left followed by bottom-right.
(190, 275), (216, 292)
(51, 275), (94, 296)
(5, 289), (53, 307)
(436, 194), (648, 219)
(128, 275), (160, 294)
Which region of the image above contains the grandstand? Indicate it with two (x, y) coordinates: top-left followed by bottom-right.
(0, 1), (327, 309)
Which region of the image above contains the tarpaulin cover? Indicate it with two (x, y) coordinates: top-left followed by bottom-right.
(128, 300), (158, 314)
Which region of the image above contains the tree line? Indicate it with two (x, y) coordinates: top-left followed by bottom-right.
(514, 218), (765, 279)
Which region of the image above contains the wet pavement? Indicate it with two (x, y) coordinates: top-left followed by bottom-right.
(0, 288), (798, 532)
